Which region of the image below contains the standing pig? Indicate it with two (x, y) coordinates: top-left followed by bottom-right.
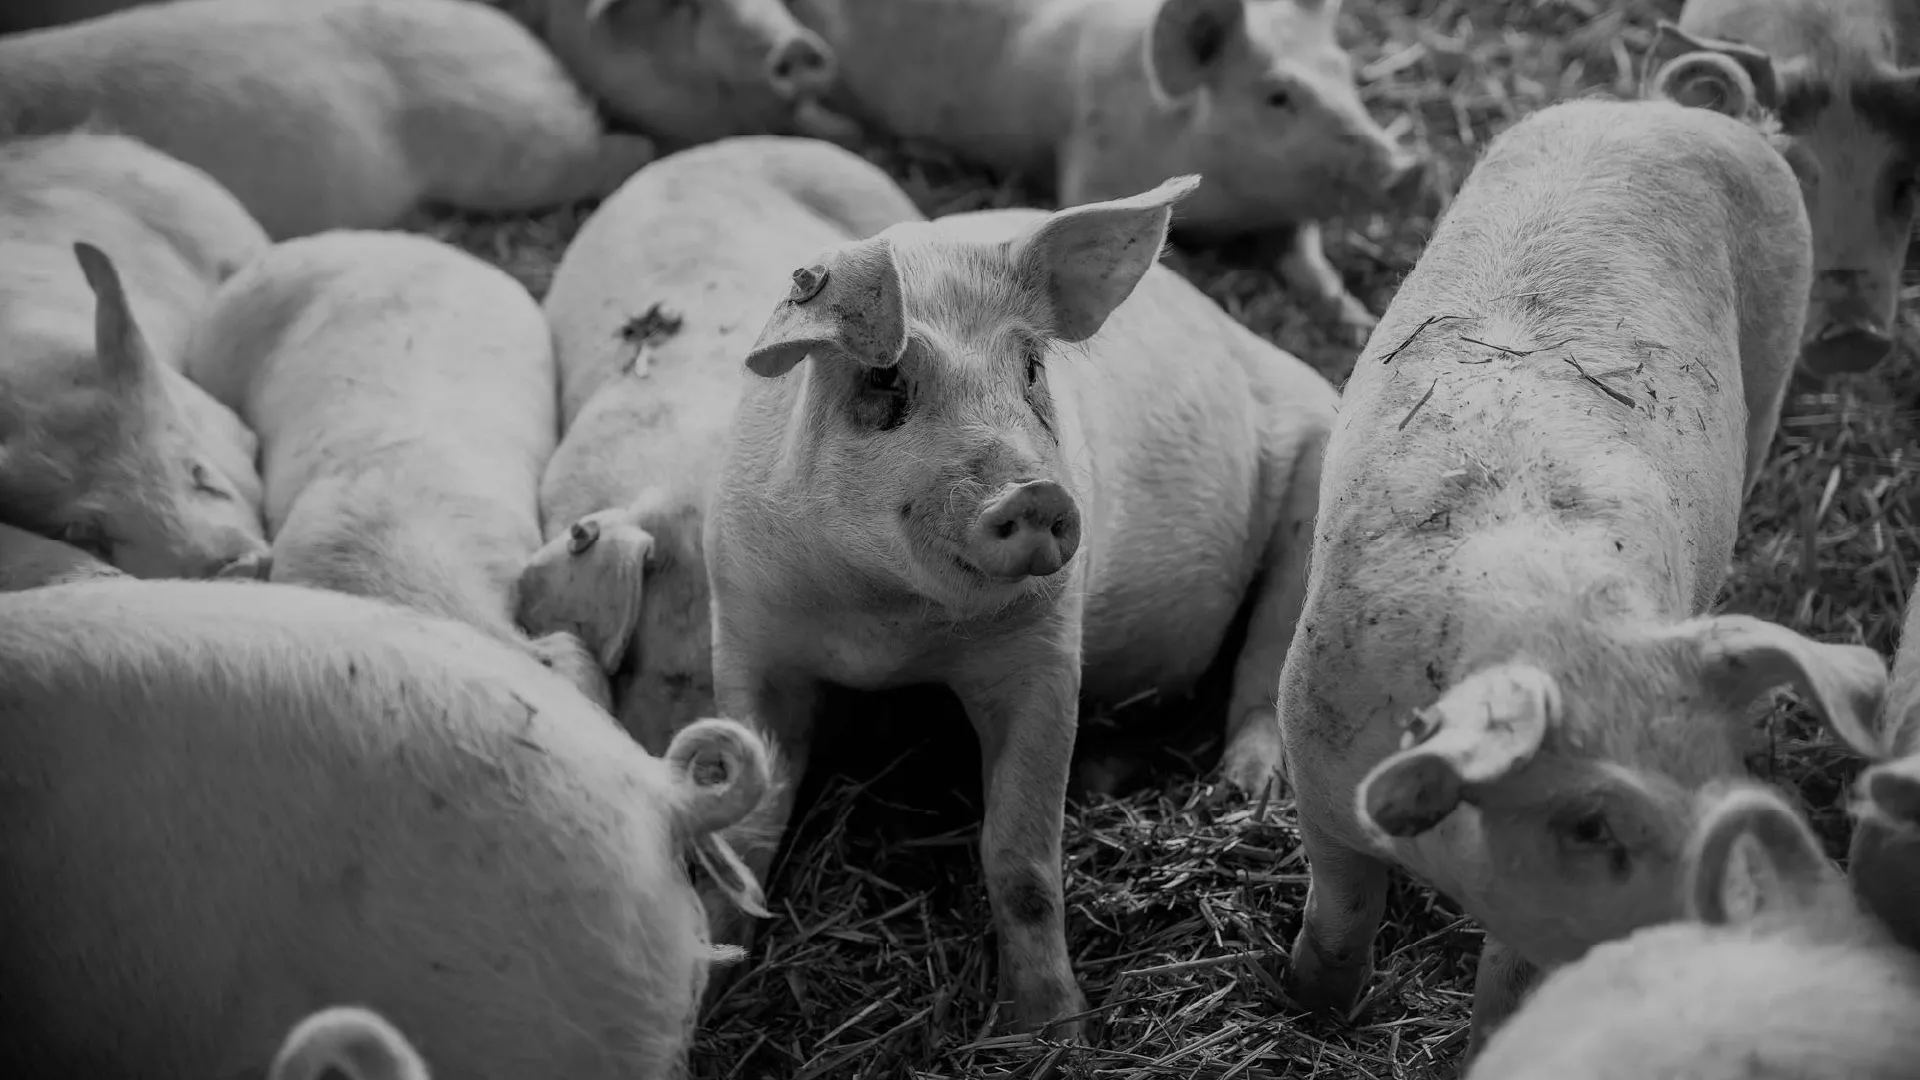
(0, 578), (769, 1080)
(0, 0), (655, 240)
(181, 230), (609, 709)
(789, 0), (1424, 338)
(1275, 85), (1887, 1057)
(1468, 781), (1920, 1080)
(1647, 0), (1920, 377)
(1843, 581), (1920, 951)
(704, 174), (1337, 1035)
(520, 136), (923, 753)
(490, 0), (854, 146)
(0, 131), (270, 580)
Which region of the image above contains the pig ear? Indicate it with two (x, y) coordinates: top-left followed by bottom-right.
(73, 242), (159, 385)
(516, 509), (655, 674)
(744, 238), (908, 378)
(1855, 756), (1920, 836)
(1009, 175), (1198, 344)
(1146, 0), (1244, 101)
(1356, 662), (1560, 839)
(1686, 782), (1839, 927)
(1644, 21), (1780, 111)
(1678, 614), (1890, 763)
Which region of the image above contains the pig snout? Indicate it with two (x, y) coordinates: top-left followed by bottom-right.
(765, 29), (837, 100)
(966, 481), (1081, 581)
(1802, 272), (1897, 376)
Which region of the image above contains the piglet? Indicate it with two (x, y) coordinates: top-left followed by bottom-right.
(1469, 781), (1920, 1080)
(790, 0), (1424, 337)
(182, 230), (608, 710)
(1841, 582), (1920, 951)
(1646, 0), (1920, 376)
(522, 136), (923, 755)
(0, 0), (655, 240)
(1276, 78), (1886, 1058)
(0, 578), (769, 1080)
(0, 131), (270, 580)
(706, 173), (1337, 1036)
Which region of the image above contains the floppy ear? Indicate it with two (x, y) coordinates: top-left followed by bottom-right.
(73, 241), (160, 385)
(1357, 661), (1560, 839)
(1679, 614), (1889, 762)
(516, 506), (655, 674)
(1146, 0), (1243, 101)
(1009, 174), (1199, 343)
(1644, 21), (1780, 111)
(1686, 782), (1840, 926)
(744, 237), (907, 378)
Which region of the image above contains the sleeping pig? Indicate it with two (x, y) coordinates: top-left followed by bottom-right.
(1276, 69), (1887, 1060)
(0, 131), (270, 580)
(789, 0), (1425, 339)
(1646, 0), (1920, 376)
(0, 0), (655, 239)
(182, 230), (609, 709)
(704, 173), (1338, 1036)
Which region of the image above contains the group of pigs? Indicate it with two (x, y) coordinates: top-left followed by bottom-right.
(2, 0), (1920, 1078)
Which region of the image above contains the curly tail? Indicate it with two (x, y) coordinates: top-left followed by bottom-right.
(268, 1007), (429, 1080)
(666, 717), (774, 919)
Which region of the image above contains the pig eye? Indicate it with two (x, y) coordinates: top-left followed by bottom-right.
(1023, 341), (1044, 386)
(856, 364), (910, 431)
(189, 462), (230, 499)
(1265, 87), (1293, 110)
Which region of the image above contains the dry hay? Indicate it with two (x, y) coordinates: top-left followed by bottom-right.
(419, 0), (1920, 1076)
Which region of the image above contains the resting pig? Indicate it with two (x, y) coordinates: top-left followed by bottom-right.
(0, 0), (655, 239)
(182, 230), (608, 708)
(790, 0), (1424, 336)
(705, 174), (1336, 1035)
(0, 131), (269, 579)
(0, 578), (768, 1080)
(1647, 0), (1920, 376)
(1275, 83), (1887, 1058)
(521, 135), (923, 751)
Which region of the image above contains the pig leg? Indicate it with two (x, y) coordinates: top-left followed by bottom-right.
(1463, 939), (1541, 1064)
(1218, 434), (1324, 797)
(950, 644), (1089, 1038)
(1278, 223), (1378, 346)
(1283, 817), (1389, 1014)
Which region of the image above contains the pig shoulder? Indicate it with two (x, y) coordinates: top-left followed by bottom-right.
(0, 579), (707, 1080)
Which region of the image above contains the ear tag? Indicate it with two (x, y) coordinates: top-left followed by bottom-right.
(789, 264), (830, 304)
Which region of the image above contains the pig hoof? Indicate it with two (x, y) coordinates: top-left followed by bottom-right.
(1219, 723), (1289, 800)
(994, 986), (1090, 1042)
(1283, 932), (1371, 1017)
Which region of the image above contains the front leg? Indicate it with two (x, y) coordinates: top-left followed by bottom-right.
(1278, 222), (1378, 347)
(1462, 938), (1541, 1068)
(950, 637), (1089, 1039)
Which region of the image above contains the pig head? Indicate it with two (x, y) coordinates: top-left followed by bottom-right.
(0, 243), (268, 580)
(1647, 19), (1920, 377)
(1352, 613), (1885, 971)
(530, 0), (841, 144)
(1132, 0), (1423, 234)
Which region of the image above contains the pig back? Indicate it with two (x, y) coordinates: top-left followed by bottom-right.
(540, 135), (924, 531)
(0, 579), (707, 1080)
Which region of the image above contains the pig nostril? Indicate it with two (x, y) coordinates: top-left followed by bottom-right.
(1050, 519), (1067, 537)
(994, 520), (1018, 540)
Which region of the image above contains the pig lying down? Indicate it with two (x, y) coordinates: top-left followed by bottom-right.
(1276, 79), (1890, 1058)
(1649, 0), (1920, 377)
(1842, 580), (1920, 953)
(1469, 782), (1920, 1080)
(704, 172), (1337, 1034)
(0, 579), (770, 1080)
(522, 135), (924, 753)
(0, 132), (270, 579)
(182, 230), (609, 709)
(492, 0), (854, 147)
(790, 0), (1424, 338)
(0, 0), (654, 239)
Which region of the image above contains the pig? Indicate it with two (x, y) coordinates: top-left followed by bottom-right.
(0, 131), (270, 580)
(1843, 581), (1920, 952)
(520, 136), (923, 754)
(1273, 86), (1890, 1060)
(702, 173), (1338, 1036)
(0, 577), (770, 1080)
(0, 0), (656, 240)
(788, 0), (1425, 339)
(1646, 0), (1920, 377)
(0, 522), (124, 591)
(181, 230), (609, 710)
(490, 0), (854, 146)
(270, 1007), (430, 1080)
(1468, 781), (1920, 1080)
